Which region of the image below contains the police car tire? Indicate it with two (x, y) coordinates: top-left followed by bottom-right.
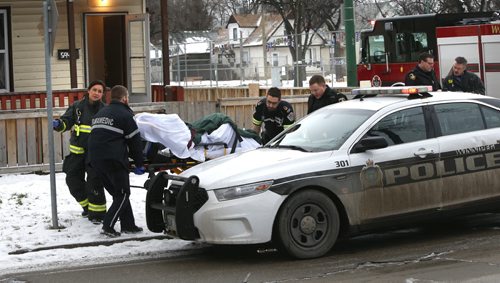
(275, 190), (340, 259)
(145, 172), (169, 233)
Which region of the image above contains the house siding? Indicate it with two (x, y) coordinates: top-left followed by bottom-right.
(3, 0), (144, 92)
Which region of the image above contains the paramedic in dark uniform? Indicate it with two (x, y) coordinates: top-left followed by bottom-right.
(405, 53), (441, 91)
(52, 80), (107, 223)
(307, 74), (347, 114)
(252, 87), (295, 145)
(442, 56), (485, 95)
(88, 85), (145, 237)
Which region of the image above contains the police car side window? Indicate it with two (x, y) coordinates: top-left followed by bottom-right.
(480, 105), (500, 129)
(367, 107), (426, 146)
(434, 103), (485, 136)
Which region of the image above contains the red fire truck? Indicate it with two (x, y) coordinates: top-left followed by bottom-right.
(357, 12), (500, 97)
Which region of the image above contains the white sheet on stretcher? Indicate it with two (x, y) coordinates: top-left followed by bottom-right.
(135, 113), (260, 162)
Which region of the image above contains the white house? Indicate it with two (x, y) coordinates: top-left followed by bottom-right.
(223, 14), (336, 80)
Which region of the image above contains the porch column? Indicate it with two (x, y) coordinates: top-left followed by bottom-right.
(66, 0), (77, 88)
(161, 0), (170, 85)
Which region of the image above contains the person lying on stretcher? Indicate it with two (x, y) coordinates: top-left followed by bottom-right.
(135, 112), (261, 163)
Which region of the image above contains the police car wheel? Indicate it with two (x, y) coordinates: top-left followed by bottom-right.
(275, 190), (340, 259)
(145, 172), (169, 233)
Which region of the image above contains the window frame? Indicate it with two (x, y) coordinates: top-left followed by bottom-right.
(272, 52), (279, 67)
(0, 8), (11, 92)
(429, 102), (500, 137)
(232, 28), (238, 41)
(364, 106), (429, 146)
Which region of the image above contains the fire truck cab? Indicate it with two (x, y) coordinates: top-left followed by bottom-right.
(357, 12), (500, 97)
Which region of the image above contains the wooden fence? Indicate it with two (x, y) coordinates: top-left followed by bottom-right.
(179, 86), (353, 102)
(153, 84), (353, 102)
(0, 102), (217, 174)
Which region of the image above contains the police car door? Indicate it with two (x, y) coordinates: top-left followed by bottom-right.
(431, 101), (500, 208)
(349, 105), (442, 224)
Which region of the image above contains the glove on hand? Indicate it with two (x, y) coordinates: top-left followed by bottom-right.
(52, 119), (61, 129)
(133, 166), (146, 175)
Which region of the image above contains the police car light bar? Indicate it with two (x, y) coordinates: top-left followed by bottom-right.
(352, 86), (432, 96)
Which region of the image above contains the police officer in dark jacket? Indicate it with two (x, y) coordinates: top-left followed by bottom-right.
(52, 80), (107, 223)
(405, 53), (441, 91)
(442, 56), (485, 95)
(307, 75), (347, 114)
(88, 85), (145, 237)
(252, 87), (295, 144)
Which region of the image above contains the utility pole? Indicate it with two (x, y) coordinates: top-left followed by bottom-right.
(294, 33), (299, 87)
(240, 31), (244, 85)
(261, 13), (268, 80)
(344, 0), (357, 87)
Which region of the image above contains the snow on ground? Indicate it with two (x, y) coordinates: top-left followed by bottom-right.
(0, 172), (197, 276)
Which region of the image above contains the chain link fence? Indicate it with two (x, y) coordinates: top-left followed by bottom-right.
(151, 31), (355, 87)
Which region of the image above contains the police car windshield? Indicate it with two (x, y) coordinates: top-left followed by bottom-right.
(269, 108), (374, 152)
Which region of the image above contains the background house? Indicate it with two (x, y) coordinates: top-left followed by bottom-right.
(224, 13), (338, 83)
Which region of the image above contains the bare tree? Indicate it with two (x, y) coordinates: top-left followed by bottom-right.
(204, 0), (260, 27)
(147, 0), (214, 44)
(259, 0), (342, 86)
(354, 0), (500, 17)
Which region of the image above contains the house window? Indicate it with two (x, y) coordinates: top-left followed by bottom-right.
(242, 51), (249, 66)
(0, 9), (10, 92)
(233, 28), (238, 41)
(272, 53), (279, 67)
(307, 48), (317, 64)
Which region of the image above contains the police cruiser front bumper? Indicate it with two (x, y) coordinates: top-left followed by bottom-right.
(145, 171), (286, 244)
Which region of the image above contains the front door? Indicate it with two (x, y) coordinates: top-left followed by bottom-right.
(85, 13), (127, 89)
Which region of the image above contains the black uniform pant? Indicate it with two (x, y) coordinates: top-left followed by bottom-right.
(91, 159), (136, 231)
(62, 153), (106, 217)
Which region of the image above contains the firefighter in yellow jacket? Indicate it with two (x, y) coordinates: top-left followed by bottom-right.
(52, 80), (107, 223)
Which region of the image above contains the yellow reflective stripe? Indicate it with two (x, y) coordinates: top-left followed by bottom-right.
(61, 121), (67, 132)
(79, 199), (89, 207)
(78, 124), (92, 133)
(252, 117), (262, 126)
(283, 124), (293, 129)
(88, 203), (107, 212)
(69, 145), (85, 154)
(74, 124), (80, 136)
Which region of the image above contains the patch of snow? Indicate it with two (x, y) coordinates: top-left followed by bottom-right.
(0, 172), (196, 276)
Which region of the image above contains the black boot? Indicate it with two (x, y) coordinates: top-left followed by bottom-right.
(101, 226), (121, 238)
(88, 212), (105, 225)
(121, 225), (143, 234)
(81, 206), (89, 218)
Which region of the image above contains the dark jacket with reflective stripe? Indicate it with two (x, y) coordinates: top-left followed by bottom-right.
(88, 100), (144, 169)
(442, 70), (485, 95)
(54, 97), (105, 153)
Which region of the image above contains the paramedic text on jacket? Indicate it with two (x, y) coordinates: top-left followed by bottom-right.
(88, 85), (144, 237)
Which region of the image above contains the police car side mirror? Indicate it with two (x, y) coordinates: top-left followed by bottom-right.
(352, 136), (389, 153)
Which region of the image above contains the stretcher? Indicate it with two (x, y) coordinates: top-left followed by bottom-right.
(135, 112), (261, 175)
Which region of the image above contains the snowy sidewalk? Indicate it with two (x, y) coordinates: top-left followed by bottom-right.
(0, 172), (194, 276)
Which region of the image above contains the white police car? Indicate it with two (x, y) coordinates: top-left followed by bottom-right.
(145, 86), (500, 259)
